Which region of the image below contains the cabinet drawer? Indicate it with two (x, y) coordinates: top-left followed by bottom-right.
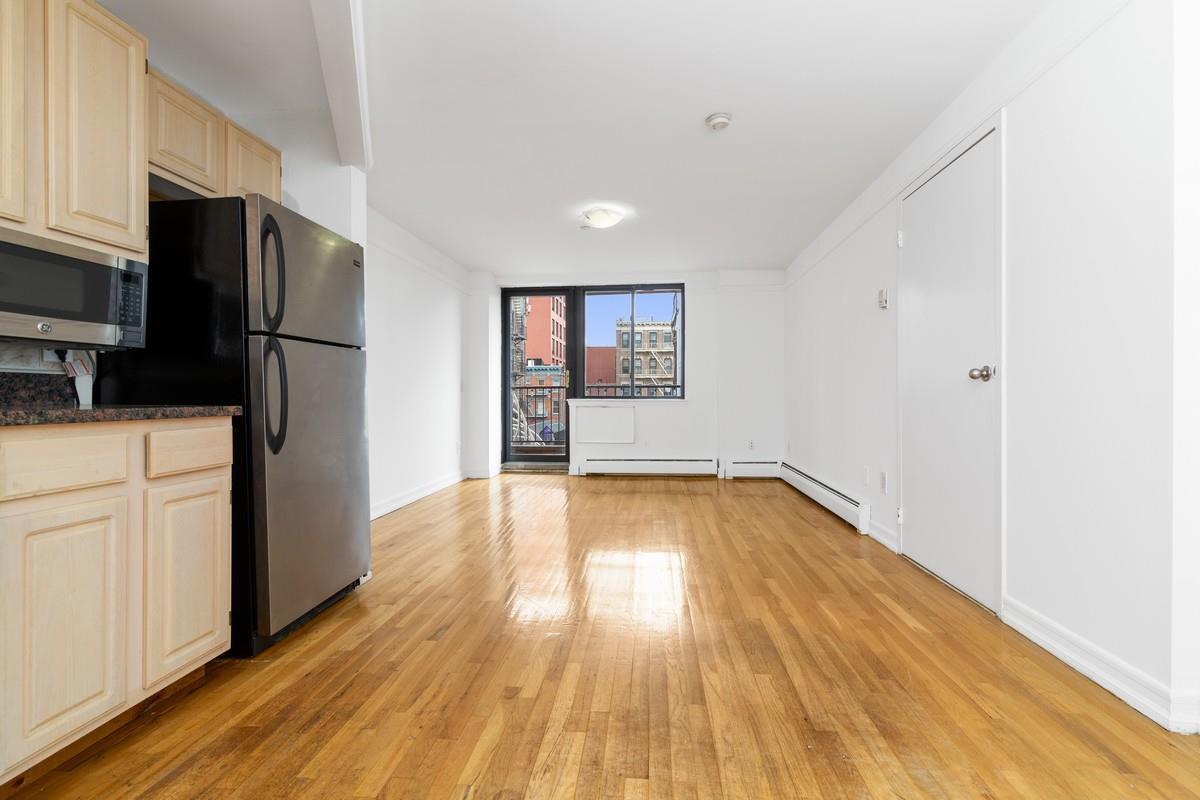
(146, 427), (232, 478)
(0, 434), (128, 500)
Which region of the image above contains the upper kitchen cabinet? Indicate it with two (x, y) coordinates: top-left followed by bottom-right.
(0, 0), (25, 224)
(147, 70), (223, 197)
(0, 0), (147, 258)
(226, 121), (281, 202)
(45, 0), (147, 252)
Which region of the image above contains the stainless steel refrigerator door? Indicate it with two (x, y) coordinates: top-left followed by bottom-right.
(245, 195), (366, 348)
(247, 334), (370, 635)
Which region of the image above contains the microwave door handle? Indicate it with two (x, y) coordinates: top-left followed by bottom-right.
(264, 336), (289, 454)
(261, 213), (286, 332)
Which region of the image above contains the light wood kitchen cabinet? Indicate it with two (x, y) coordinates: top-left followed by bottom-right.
(0, 415), (233, 784)
(226, 120), (282, 202)
(0, 495), (129, 768)
(147, 69), (224, 196)
(0, 0), (26, 223)
(143, 475), (230, 689)
(0, 0), (147, 258)
(44, 0), (147, 252)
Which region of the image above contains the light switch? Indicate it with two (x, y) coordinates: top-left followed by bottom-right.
(878, 288), (889, 309)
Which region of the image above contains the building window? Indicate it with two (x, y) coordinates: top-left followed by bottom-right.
(583, 285), (684, 399)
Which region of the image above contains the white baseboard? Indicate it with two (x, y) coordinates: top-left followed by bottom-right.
(370, 472), (464, 519)
(1000, 595), (1193, 731)
(869, 520), (899, 553)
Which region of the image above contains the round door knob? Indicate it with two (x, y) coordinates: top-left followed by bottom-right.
(36, 321), (53, 335)
(968, 365), (993, 382)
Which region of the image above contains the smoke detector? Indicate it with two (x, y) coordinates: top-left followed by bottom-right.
(705, 112), (732, 131)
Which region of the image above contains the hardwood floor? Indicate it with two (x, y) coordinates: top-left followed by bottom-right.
(11, 475), (1200, 798)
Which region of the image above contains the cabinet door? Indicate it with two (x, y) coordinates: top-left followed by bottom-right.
(0, 0), (24, 222)
(0, 496), (128, 771)
(45, 0), (146, 252)
(226, 121), (281, 202)
(143, 476), (230, 689)
(147, 71), (223, 195)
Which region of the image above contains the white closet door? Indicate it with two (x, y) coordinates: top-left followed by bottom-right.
(899, 129), (1001, 610)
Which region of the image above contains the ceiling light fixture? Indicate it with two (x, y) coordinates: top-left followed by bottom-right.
(580, 206), (625, 230)
(705, 112), (732, 131)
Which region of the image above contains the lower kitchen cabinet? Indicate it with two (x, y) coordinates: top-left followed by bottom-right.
(143, 475), (230, 689)
(0, 415), (234, 783)
(0, 495), (129, 768)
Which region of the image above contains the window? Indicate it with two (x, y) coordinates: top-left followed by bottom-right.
(583, 285), (684, 398)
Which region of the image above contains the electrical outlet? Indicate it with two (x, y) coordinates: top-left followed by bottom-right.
(880, 471), (888, 494)
(747, 439), (755, 451)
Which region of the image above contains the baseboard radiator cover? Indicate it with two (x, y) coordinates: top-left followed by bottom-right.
(581, 458), (718, 477)
(725, 460), (781, 479)
(780, 462), (871, 534)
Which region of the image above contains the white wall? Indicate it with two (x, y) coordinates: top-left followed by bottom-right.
(784, 206), (898, 549)
(783, 0), (1198, 731)
(462, 273), (502, 479)
(365, 208), (467, 518)
(1004, 0), (1174, 710)
(478, 270), (785, 477)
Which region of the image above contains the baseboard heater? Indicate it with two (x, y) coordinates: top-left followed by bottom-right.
(725, 460), (781, 479)
(582, 458), (717, 477)
(780, 462), (871, 534)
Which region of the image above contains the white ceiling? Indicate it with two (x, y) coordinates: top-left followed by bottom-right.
(101, 0), (328, 117)
(364, 0), (1051, 275)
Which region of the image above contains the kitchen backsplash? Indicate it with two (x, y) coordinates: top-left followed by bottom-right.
(0, 343), (89, 406)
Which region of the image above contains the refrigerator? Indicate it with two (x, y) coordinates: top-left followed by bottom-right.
(97, 195), (370, 655)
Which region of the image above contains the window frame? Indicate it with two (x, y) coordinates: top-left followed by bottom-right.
(578, 283), (685, 400)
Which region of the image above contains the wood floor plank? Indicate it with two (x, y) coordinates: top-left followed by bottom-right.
(8, 474), (1200, 799)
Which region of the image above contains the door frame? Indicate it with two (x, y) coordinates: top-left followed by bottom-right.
(500, 286), (578, 464)
(896, 113), (1007, 609)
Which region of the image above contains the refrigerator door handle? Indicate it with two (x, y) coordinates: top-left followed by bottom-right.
(264, 336), (289, 454)
(261, 213), (286, 332)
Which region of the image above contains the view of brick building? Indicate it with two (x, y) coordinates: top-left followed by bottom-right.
(585, 346), (617, 389)
(523, 296), (566, 367)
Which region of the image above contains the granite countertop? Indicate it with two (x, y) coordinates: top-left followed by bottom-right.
(0, 404), (243, 427)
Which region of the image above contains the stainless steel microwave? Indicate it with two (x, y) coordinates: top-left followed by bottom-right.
(0, 233), (147, 350)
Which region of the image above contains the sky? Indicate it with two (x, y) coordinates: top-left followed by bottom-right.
(583, 291), (678, 347)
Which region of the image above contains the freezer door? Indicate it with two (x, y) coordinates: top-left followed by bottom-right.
(245, 195), (365, 347)
(247, 334), (370, 635)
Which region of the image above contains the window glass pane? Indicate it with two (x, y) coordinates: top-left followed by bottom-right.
(633, 288), (682, 398)
(584, 290), (633, 397)
(584, 286), (682, 399)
